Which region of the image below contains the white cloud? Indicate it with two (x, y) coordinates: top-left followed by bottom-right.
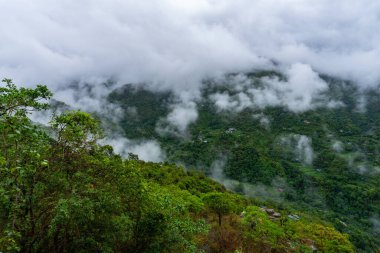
(332, 140), (343, 153)
(166, 102), (198, 133)
(296, 135), (314, 165)
(155, 91), (200, 134)
(101, 137), (165, 162)
(253, 113), (271, 129)
(210, 63), (335, 113)
(242, 177), (289, 203)
(0, 0), (264, 93)
(253, 63), (329, 112)
(281, 134), (314, 165)
(210, 92), (238, 111)
(210, 157), (228, 185)
(2, 0), (380, 93)
(2, 0), (380, 134)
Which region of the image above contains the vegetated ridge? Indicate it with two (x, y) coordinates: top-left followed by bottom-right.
(0, 78), (355, 252)
(107, 71), (380, 252)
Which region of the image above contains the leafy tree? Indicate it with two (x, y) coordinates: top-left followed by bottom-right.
(50, 110), (103, 151)
(241, 206), (286, 251)
(0, 79), (52, 252)
(202, 192), (240, 226)
(0, 78), (52, 117)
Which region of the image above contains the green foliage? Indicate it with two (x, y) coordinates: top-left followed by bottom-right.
(0, 78), (52, 117)
(225, 146), (285, 184)
(202, 192), (242, 226)
(241, 206), (354, 253)
(241, 206), (286, 251)
(50, 110), (103, 150)
(0, 79), (357, 252)
(287, 221), (354, 253)
(106, 73), (380, 252)
(108, 84), (172, 139)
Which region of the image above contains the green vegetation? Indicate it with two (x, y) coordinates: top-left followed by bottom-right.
(0, 79), (354, 252)
(108, 72), (380, 252)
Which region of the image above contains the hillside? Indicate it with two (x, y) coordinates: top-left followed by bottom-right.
(0, 79), (356, 252)
(107, 72), (380, 252)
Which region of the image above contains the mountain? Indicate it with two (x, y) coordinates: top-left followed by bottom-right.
(107, 71), (380, 252)
(0, 79), (354, 252)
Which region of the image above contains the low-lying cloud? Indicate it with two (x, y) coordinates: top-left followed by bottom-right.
(101, 137), (165, 162)
(210, 63), (339, 113)
(280, 134), (314, 165)
(332, 140), (344, 153)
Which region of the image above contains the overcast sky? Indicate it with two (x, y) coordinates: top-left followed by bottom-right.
(1, 0), (380, 91)
(2, 0), (380, 161)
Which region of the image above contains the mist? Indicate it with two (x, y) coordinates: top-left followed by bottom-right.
(209, 63), (340, 113)
(280, 134), (314, 165)
(101, 137), (165, 162)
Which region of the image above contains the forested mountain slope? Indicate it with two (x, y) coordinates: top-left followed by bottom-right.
(0, 79), (355, 252)
(107, 72), (380, 252)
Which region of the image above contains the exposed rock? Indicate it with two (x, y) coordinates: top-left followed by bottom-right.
(339, 220), (348, 227)
(225, 127), (236, 134)
(265, 208), (275, 215)
(288, 214), (301, 221)
(263, 208), (282, 219)
(303, 239), (318, 253)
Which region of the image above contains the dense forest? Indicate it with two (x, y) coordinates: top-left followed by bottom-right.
(107, 72), (380, 252)
(0, 79), (356, 252)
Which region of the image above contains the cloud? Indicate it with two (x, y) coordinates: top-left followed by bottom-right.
(295, 135), (314, 165)
(281, 134), (314, 165)
(2, 0), (380, 136)
(0, 0), (265, 92)
(155, 103), (198, 136)
(210, 63), (338, 113)
(258, 63), (327, 112)
(253, 113), (271, 129)
(371, 216), (380, 233)
(210, 158), (227, 182)
(332, 140), (344, 153)
(210, 92), (239, 111)
(101, 137), (165, 162)
(2, 0), (380, 92)
(154, 90), (200, 135)
(355, 163), (380, 176)
(242, 177), (289, 203)
(253, 63), (329, 112)
(165, 101), (198, 133)
(209, 157), (293, 202)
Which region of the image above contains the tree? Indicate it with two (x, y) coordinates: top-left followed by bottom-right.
(202, 192), (238, 226)
(241, 206), (285, 251)
(50, 110), (103, 151)
(0, 78), (51, 117)
(0, 79), (52, 253)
